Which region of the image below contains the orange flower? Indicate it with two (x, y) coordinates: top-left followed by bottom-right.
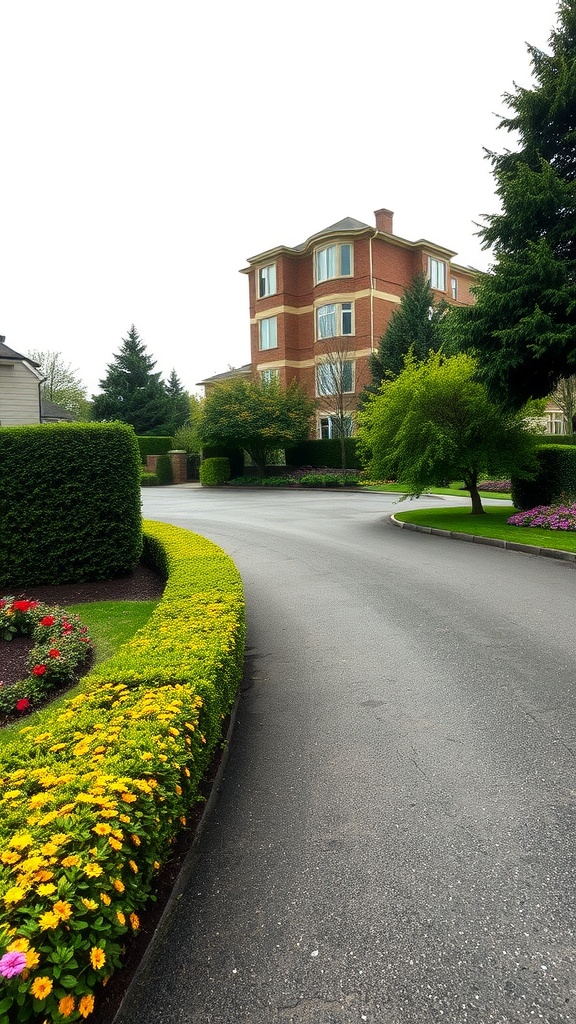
(121, 793), (137, 803)
(113, 878), (125, 893)
(59, 994), (75, 1017)
(30, 976), (53, 999)
(128, 860), (138, 874)
(61, 855), (81, 868)
(90, 946), (106, 970)
(116, 911), (126, 926)
(53, 900), (73, 921)
(100, 892), (111, 906)
(78, 993), (95, 1017)
(130, 913), (140, 930)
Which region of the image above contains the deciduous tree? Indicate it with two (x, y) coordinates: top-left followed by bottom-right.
(357, 352), (536, 514)
(28, 349), (88, 419)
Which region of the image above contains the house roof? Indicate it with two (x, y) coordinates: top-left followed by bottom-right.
(196, 363), (252, 388)
(40, 398), (74, 422)
(0, 338), (41, 367)
(292, 217), (372, 251)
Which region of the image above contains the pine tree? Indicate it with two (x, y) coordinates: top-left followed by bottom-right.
(91, 325), (170, 434)
(368, 272), (447, 390)
(461, 1), (576, 407)
(162, 369), (190, 435)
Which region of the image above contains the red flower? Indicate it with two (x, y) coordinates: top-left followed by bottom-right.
(12, 600), (37, 612)
(48, 649), (60, 659)
(40, 616), (56, 627)
(32, 664), (47, 676)
(16, 698), (29, 712)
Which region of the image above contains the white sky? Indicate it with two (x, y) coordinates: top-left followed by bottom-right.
(0, 0), (560, 399)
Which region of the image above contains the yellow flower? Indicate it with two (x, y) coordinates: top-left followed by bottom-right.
(140, 752), (154, 761)
(40, 842), (58, 857)
(130, 913), (140, 930)
(108, 837), (122, 851)
(7, 937), (29, 952)
(130, 834), (141, 846)
(78, 993), (95, 1017)
(112, 878), (125, 893)
(100, 892), (111, 906)
(1, 850), (21, 864)
(116, 910), (126, 926)
(128, 860), (138, 874)
(169, 727), (180, 736)
(175, 784), (182, 796)
(25, 948), (40, 969)
(119, 814), (131, 824)
(92, 823), (111, 836)
(153, 861), (160, 870)
(38, 911), (60, 930)
(34, 869), (54, 883)
(99, 809), (118, 819)
(59, 994), (75, 1017)
(30, 976), (53, 999)
(53, 900), (73, 921)
(4, 886), (25, 904)
(90, 946), (106, 969)
(121, 793), (137, 803)
(61, 855), (82, 868)
(179, 816), (187, 826)
(37, 883), (57, 896)
(84, 863), (103, 878)
(49, 743), (66, 752)
(183, 767), (191, 777)
(9, 833), (33, 850)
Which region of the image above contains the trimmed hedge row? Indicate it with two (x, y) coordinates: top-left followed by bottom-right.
(135, 436), (173, 464)
(0, 521), (245, 1023)
(200, 457), (230, 486)
(511, 444), (576, 510)
(0, 424), (142, 588)
(285, 438), (362, 470)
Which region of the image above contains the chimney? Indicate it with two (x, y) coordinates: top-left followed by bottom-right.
(374, 208), (394, 234)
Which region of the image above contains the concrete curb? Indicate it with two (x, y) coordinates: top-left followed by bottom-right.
(389, 514), (576, 563)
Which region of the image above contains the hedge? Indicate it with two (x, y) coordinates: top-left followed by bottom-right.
(201, 445), (244, 479)
(511, 444), (576, 510)
(532, 434), (576, 446)
(135, 436), (173, 464)
(285, 438), (362, 469)
(0, 423), (142, 588)
(200, 457), (230, 486)
(0, 521), (245, 1023)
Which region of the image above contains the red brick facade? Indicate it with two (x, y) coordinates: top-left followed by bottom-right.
(238, 209), (476, 438)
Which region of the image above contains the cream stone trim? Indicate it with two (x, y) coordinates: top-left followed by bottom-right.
(251, 291), (400, 324)
(255, 349), (372, 372)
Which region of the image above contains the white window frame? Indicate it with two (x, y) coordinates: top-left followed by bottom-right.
(316, 301), (353, 340)
(261, 368), (279, 384)
(316, 360), (354, 397)
(428, 257), (446, 291)
(315, 243), (353, 283)
(259, 316), (278, 350)
(547, 411), (565, 434)
(450, 276), (458, 300)
(319, 414), (354, 439)
(258, 264), (276, 298)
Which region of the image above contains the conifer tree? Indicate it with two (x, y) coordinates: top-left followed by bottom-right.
(91, 325), (170, 434)
(460, 1), (576, 407)
(368, 272), (447, 391)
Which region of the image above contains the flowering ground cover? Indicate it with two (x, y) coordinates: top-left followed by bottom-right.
(0, 601), (93, 724)
(0, 521), (245, 1023)
(507, 502), (576, 530)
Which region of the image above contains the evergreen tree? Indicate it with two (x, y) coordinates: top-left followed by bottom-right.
(460, 2), (576, 407)
(368, 272), (447, 391)
(91, 325), (170, 434)
(163, 369), (190, 435)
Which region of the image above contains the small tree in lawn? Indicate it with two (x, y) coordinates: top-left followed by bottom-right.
(28, 349), (88, 419)
(199, 377), (315, 476)
(315, 338), (368, 472)
(357, 351), (537, 514)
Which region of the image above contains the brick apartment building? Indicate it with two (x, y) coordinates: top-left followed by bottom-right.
(201, 208), (477, 438)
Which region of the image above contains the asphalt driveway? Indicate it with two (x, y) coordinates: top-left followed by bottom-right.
(115, 487), (576, 1023)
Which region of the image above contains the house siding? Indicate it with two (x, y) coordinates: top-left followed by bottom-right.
(0, 363), (41, 425)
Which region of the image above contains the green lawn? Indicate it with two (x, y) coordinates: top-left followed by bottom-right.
(393, 505), (576, 553)
(361, 482), (511, 500)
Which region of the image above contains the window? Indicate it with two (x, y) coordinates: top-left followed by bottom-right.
(316, 360), (354, 396)
(315, 243), (353, 283)
(320, 415), (354, 439)
(261, 368), (279, 384)
(316, 302), (353, 340)
(450, 276), (458, 300)
(258, 264), (276, 298)
(428, 257), (446, 291)
(547, 411), (565, 434)
(259, 316), (278, 350)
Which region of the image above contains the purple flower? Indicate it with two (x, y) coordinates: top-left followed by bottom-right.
(0, 950), (27, 978)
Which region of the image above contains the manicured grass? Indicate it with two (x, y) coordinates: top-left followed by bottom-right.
(393, 505), (576, 553)
(361, 481), (511, 500)
(67, 599), (159, 663)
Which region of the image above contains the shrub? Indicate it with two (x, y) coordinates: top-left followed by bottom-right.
(511, 444), (576, 510)
(508, 501), (576, 530)
(136, 436), (173, 464)
(140, 469), (158, 487)
(299, 474), (358, 487)
(478, 480), (512, 493)
(0, 423), (142, 588)
(0, 521), (245, 1022)
(154, 454), (173, 485)
(202, 445), (244, 479)
(200, 457), (230, 486)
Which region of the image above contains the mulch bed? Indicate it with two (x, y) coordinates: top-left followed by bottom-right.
(0, 562), (223, 1022)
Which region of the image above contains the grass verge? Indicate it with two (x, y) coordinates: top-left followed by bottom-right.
(393, 505), (576, 553)
(66, 601), (159, 664)
(361, 481), (511, 500)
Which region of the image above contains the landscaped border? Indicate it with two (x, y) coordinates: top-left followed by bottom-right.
(0, 521), (245, 1023)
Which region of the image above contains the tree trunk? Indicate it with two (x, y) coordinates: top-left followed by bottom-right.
(340, 433), (347, 474)
(465, 471), (485, 515)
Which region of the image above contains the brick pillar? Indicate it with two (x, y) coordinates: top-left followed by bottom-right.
(146, 455), (159, 472)
(168, 450), (188, 484)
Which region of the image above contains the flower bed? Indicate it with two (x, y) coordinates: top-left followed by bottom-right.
(0, 600), (92, 723)
(0, 521), (245, 1022)
(507, 502), (576, 530)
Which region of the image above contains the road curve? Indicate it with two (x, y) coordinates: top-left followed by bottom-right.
(116, 487), (576, 1024)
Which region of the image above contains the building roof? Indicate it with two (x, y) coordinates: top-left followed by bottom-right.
(292, 217), (372, 250)
(196, 363), (252, 388)
(0, 338), (41, 367)
(40, 398), (74, 422)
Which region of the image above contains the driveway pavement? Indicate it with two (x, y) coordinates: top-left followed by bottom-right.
(114, 487), (576, 1023)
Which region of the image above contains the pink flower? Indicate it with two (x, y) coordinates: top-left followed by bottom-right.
(0, 950), (27, 978)
(16, 698), (29, 712)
